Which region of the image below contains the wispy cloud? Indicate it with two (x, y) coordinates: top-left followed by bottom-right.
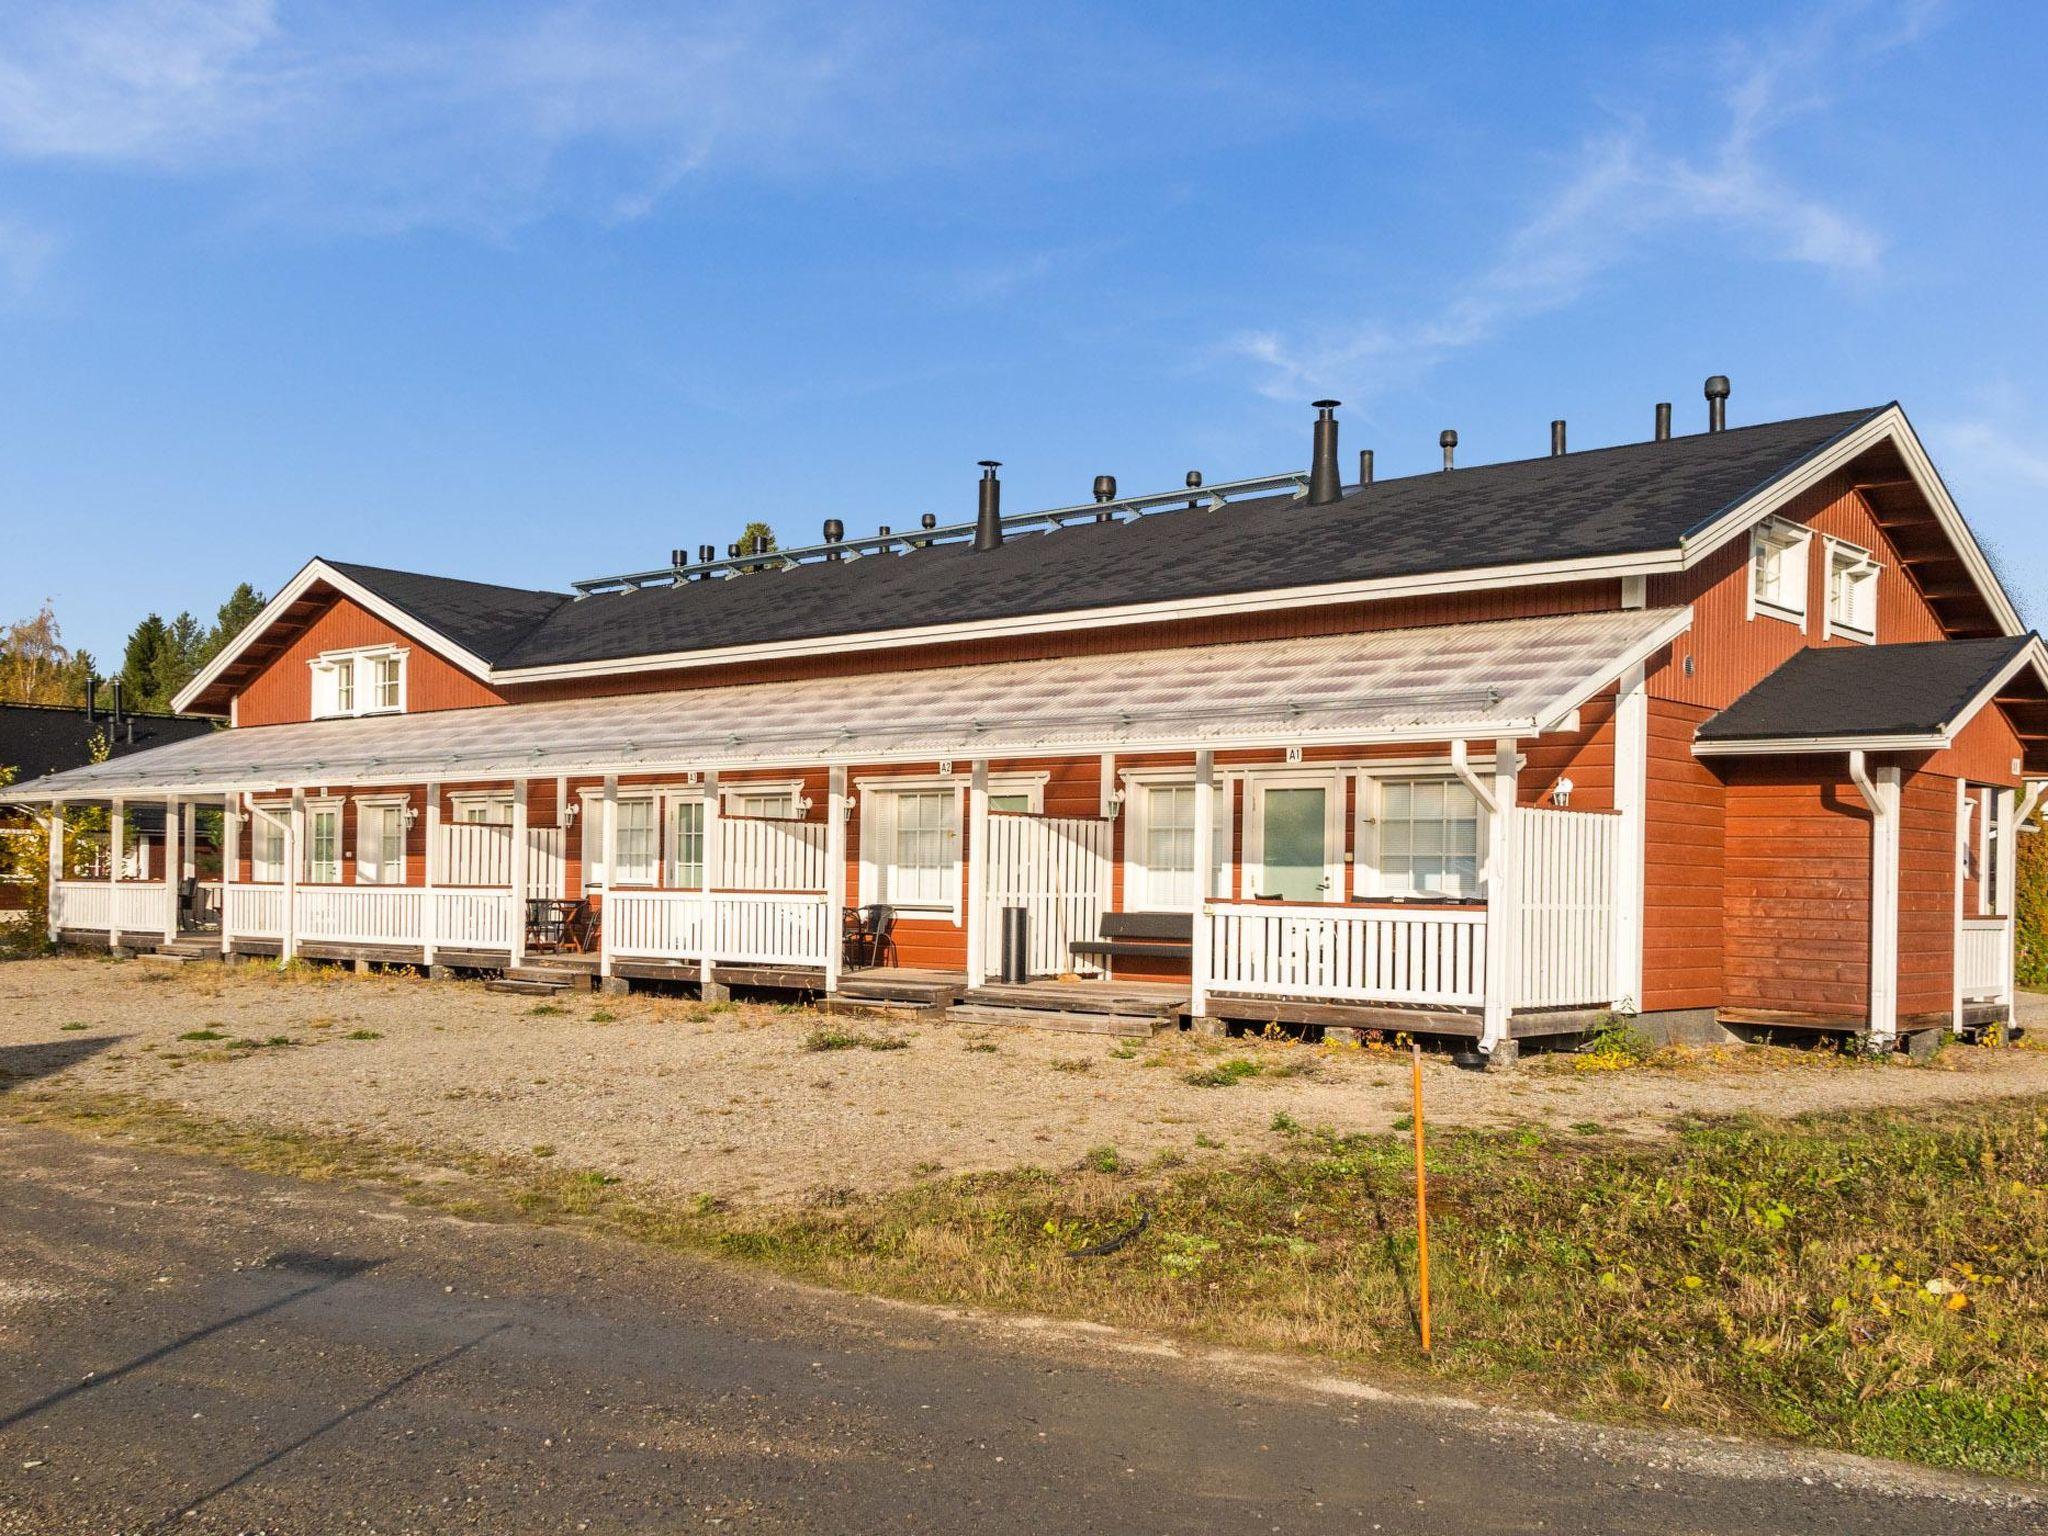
(1232, 1), (1926, 401)
(0, 217), (57, 302)
(0, 1), (946, 240)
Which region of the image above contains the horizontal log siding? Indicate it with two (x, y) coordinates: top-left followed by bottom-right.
(1642, 698), (1725, 1011)
(1897, 766), (1957, 1019)
(1647, 471), (1948, 711)
(1721, 755), (1870, 1018)
(235, 597), (505, 727)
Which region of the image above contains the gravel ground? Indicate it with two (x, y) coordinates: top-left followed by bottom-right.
(3, 954), (2045, 1206)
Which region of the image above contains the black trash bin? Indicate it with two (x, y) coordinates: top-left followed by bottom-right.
(999, 905), (1029, 985)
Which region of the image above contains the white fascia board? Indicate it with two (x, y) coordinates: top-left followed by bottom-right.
(1694, 733), (1948, 758)
(0, 718), (1551, 803)
(171, 559), (498, 715)
(1531, 607), (1694, 733)
(1934, 637), (2048, 740)
(486, 550), (1676, 686)
(1677, 405), (2025, 636)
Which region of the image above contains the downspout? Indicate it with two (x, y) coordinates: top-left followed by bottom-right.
(1847, 750), (1900, 1048)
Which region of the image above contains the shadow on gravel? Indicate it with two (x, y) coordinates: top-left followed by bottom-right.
(0, 1034), (125, 1094)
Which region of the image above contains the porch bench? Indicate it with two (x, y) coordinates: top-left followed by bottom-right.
(1070, 912), (1193, 964)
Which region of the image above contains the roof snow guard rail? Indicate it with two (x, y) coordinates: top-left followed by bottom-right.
(570, 469), (1313, 595)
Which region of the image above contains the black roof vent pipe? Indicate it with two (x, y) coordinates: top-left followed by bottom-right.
(84, 676), (97, 724)
(1093, 474), (1116, 522)
(110, 678), (124, 733)
(1440, 429), (1458, 471)
(1550, 420), (1566, 457)
(1185, 469), (1203, 511)
(974, 461), (1003, 551)
(1655, 402), (1672, 441)
(823, 519), (844, 560)
(1358, 448), (1373, 486)
(1307, 400), (1342, 505)
(1705, 375), (1730, 432)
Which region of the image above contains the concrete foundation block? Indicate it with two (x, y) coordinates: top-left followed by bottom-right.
(1190, 1015), (1229, 1038)
(700, 981), (732, 1003)
(352, 958), (372, 975)
(598, 976), (631, 997)
(1322, 1026), (1363, 1047)
(1632, 1008), (1742, 1048)
(1900, 1028), (1941, 1063)
(1483, 1039), (1521, 1071)
(428, 965), (458, 981)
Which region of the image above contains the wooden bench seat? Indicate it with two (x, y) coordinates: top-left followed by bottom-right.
(1070, 912), (1193, 963)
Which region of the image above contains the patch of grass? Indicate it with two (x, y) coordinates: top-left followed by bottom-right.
(1108, 1044), (1140, 1060)
(589, 1009), (618, 1024)
(1569, 1121), (1608, 1136)
(802, 1028), (909, 1053)
(1182, 1057), (1262, 1088)
(224, 1035), (296, 1051)
(528, 1003), (569, 1018)
(963, 1041), (999, 1054)
(344, 1030), (383, 1041)
(58, 1022), (88, 1032)
(1572, 1017), (1656, 1072)
(1050, 1058), (1093, 1075)
(1080, 1145), (1121, 1174)
(531, 1144), (556, 1158)
(177, 1029), (227, 1042)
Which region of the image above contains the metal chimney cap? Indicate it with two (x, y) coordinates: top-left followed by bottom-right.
(920, 512), (937, 529)
(822, 518), (843, 542)
(1092, 474), (1117, 503)
(1185, 470), (1203, 488)
(1704, 374), (1731, 399)
(977, 459), (1001, 472)
(1439, 428), (1458, 447)
(1312, 398), (1341, 411)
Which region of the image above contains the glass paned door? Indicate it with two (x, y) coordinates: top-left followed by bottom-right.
(1257, 785), (1329, 901)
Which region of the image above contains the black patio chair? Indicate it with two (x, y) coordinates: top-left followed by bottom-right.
(843, 903), (896, 969)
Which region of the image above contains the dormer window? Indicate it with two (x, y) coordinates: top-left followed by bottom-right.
(1825, 538), (1879, 643)
(311, 646), (407, 719)
(1749, 519), (1810, 626)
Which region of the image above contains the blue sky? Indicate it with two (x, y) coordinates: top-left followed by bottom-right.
(2, 0), (2045, 669)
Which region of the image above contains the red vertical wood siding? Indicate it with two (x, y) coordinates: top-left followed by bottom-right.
(1721, 756), (1870, 1017)
(235, 597), (505, 727)
(1896, 763), (1956, 1020)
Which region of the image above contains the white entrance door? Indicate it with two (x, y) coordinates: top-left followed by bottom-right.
(1247, 775), (1342, 902)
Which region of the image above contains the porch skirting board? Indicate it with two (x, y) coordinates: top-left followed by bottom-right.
(1631, 1008), (1742, 1048)
(1716, 1006), (1955, 1037)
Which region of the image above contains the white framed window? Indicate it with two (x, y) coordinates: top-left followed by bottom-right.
(666, 797), (705, 887)
(449, 792), (512, 825)
(614, 798), (657, 886)
(1121, 773), (1231, 911)
(856, 778), (962, 919)
(250, 807), (286, 883)
(305, 802), (342, 884)
(1358, 774), (1484, 898)
(1748, 519), (1810, 627)
(1824, 538), (1878, 642)
(310, 646), (408, 719)
(723, 784), (800, 819)
(355, 798), (409, 885)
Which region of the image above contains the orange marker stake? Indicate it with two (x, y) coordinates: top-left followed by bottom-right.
(1411, 1042), (1432, 1357)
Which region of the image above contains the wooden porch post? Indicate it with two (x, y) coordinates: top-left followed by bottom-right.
(1995, 783), (2019, 1021)
(45, 802), (62, 946)
(181, 800), (197, 880)
(1190, 749), (1216, 1020)
(108, 796), (124, 951)
(221, 793), (239, 957)
(422, 780), (440, 969)
(700, 769), (721, 995)
(509, 777), (529, 969)
(163, 794), (181, 946)
(1470, 740), (1521, 1058)
(283, 788), (303, 964)
(966, 760), (990, 987)
(825, 764), (847, 993)
(1611, 661), (1648, 1013)
(598, 773), (618, 983)
(1847, 752), (1900, 1046)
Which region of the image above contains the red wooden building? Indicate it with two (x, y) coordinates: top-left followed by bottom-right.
(17, 382), (2046, 1061)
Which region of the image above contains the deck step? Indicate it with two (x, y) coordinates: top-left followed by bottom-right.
(837, 976), (962, 1007)
(506, 965), (595, 992)
(484, 977), (572, 997)
(942, 1003), (1163, 1039)
(962, 983), (1185, 1020)
(817, 995), (938, 1021)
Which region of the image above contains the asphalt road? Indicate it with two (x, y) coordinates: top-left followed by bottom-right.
(0, 1123), (2036, 1535)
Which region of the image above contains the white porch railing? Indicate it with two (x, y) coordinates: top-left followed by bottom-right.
(297, 886), (424, 946)
(1206, 904), (1489, 1006)
(113, 884), (165, 934)
(1960, 916), (2011, 1002)
(1515, 808), (1620, 1010)
(607, 890), (831, 967)
(225, 883), (285, 939)
(717, 817), (829, 891)
(52, 881), (111, 932)
(433, 889), (518, 951)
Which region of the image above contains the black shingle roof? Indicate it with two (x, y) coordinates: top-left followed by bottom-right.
(327, 407), (1883, 672)
(1, 704), (220, 784)
(1697, 636), (2038, 745)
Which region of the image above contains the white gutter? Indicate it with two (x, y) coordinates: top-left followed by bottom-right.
(1846, 749), (1901, 1047)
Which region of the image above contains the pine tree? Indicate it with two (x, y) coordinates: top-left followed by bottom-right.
(204, 583), (267, 664)
(737, 521), (777, 555)
(150, 612), (208, 708)
(119, 613), (167, 709)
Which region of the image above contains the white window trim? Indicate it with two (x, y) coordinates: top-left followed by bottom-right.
(308, 645), (410, 720)
(720, 779), (806, 819)
(1118, 767), (1233, 912)
(1978, 786), (1996, 916)
(853, 773), (975, 922)
(576, 788), (664, 889)
(1241, 768), (1347, 903)
(1820, 535), (1879, 644)
(448, 791), (514, 824)
(248, 799), (288, 883)
(1353, 767), (1490, 901)
(1747, 518), (1811, 630)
